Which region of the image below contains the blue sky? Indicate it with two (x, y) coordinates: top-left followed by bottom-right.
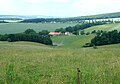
(0, 0), (120, 17)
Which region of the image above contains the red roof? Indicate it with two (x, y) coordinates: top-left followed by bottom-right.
(49, 32), (61, 35)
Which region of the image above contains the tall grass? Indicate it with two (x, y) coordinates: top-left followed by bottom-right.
(5, 61), (17, 84)
(0, 42), (120, 83)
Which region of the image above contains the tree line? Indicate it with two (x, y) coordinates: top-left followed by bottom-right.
(20, 16), (120, 23)
(76, 13), (120, 20)
(55, 21), (107, 35)
(0, 29), (52, 45)
(84, 30), (120, 47)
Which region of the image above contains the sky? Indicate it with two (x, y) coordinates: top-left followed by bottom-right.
(0, 0), (120, 17)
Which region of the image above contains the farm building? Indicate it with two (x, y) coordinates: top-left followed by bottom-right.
(65, 32), (71, 36)
(49, 32), (61, 36)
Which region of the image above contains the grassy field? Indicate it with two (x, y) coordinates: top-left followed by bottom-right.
(0, 23), (78, 34)
(84, 23), (120, 33)
(0, 22), (120, 35)
(0, 23), (120, 84)
(52, 35), (94, 48)
(52, 23), (120, 48)
(0, 41), (120, 84)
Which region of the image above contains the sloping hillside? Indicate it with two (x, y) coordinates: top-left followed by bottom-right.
(52, 23), (120, 48)
(0, 23), (77, 34)
(0, 41), (120, 83)
(74, 12), (120, 19)
(52, 35), (94, 48)
(84, 23), (120, 33)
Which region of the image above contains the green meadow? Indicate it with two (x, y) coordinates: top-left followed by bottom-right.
(0, 23), (120, 83)
(0, 41), (120, 84)
(52, 35), (94, 48)
(0, 23), (78, 34)
(1, 23), (120, 35)
(84, 23), (120, 33)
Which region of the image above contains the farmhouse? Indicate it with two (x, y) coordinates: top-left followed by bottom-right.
(49, 32), (61, 36)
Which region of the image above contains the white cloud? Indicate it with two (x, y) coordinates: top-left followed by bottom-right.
(69, 0), (120, 16)
(25, 0), (70, 4)
(0, 0), (18, 14)
(53, 0), (69, 3)
(0, 0), (120, 16)
(25, 0), (43, 4)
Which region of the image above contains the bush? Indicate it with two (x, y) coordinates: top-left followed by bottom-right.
(86, 32), (90, 35)
(80, 30), (85, 35)
(91, 30), (96, 34)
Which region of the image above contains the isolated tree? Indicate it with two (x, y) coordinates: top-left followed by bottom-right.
(80, 30), (85, 35)
(86, 32), (90, 35)
(24, 29), (36, 34)
(91, 30), (96, 34)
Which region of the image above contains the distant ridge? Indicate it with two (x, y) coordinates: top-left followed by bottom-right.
(74, 12), (120, 19)
(0, 15), (59, 20)
(0, 12), (120, 20)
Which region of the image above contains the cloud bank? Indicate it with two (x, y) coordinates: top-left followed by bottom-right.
(0, 0), (120, 17)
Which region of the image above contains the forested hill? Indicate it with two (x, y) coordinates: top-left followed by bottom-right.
(74, 12), (120, 20)
(0, 12), (120, 22)
(20, 12), (120, 23)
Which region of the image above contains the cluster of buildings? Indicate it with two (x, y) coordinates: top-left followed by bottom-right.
(49, 32), (71, 36)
